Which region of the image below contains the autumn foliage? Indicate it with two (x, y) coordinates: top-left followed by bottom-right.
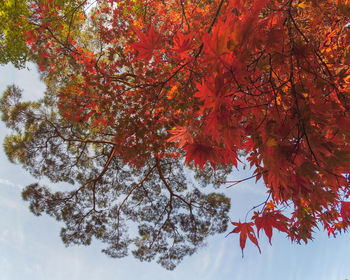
(2, 0), (350, 259)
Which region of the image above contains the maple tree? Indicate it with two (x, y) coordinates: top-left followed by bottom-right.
(1, 0), (350, 269)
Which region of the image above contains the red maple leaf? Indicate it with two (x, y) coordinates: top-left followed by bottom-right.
(131, 24), (161, 61)
(254, 211), (289, 244)
(183, 142), (216, 170)
(172, 32), (193, 54)
(167, 126), (193, 148)
(341, 201), (350, 226)
(228, 222), (261, 257)
(184, 142), (238, 170)
(23, 30), (37, 45)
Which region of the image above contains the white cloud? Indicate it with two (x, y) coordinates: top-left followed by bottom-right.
(0, 63), (46, 101)
(0, 178), (23, 190)
(0, 255), (11, 279)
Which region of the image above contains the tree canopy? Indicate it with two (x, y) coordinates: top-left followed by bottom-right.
(1, 0), (350, 269)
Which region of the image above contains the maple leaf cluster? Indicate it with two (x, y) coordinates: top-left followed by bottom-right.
(2, 0), (350, 258)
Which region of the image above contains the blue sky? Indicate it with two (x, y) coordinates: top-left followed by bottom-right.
(0, 64), (349, 280)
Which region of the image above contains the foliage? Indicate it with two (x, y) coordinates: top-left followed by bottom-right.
(1, 0), (350, 269)
(0, 0), (30, 67)
(0, 0), (85, 67)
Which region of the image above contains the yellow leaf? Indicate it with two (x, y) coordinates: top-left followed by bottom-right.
(266, 138), (278, 147)
(141, 234), (150, 240)
(276, 95), (282, 105)
(167, 85), (178, 100)
(298, 2), (307, 8)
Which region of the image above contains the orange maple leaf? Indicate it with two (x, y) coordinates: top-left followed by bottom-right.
(167, 126), (193, 148)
